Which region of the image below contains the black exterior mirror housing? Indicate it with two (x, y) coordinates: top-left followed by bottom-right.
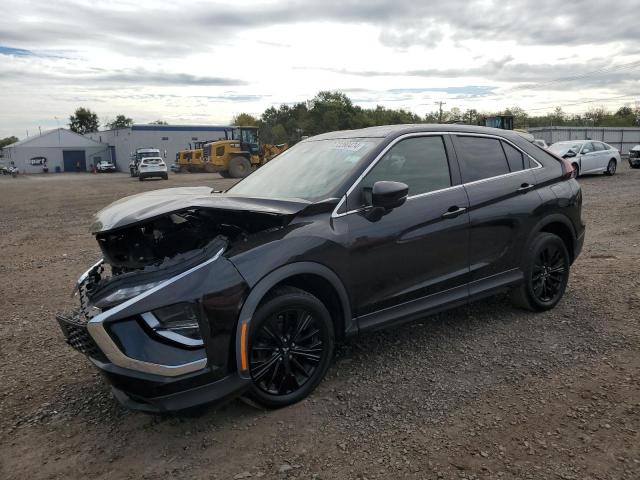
(371, 181), (409, 210)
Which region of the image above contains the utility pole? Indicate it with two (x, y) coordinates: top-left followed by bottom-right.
(435, 101), (446, 123)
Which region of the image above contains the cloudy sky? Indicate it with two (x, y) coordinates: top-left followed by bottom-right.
(1, 0), (639, 138)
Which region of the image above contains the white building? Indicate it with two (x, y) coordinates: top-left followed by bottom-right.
(2, 129), (110, 174)
(86, 124), (232, 172)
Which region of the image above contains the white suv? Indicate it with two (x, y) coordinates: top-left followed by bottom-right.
(138, 157), (168, 181)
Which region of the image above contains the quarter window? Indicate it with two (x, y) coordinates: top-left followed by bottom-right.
(501, 141), (525, 172)
(456, 136), (510, 183)
(359, 136), (451, 205)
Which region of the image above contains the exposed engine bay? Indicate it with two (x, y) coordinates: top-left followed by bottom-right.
(96, 208), (287, 274)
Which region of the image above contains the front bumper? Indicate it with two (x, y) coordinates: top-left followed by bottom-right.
(629, 156), (640, 166)
(106, 363), (250, 412)
(56, 247), (251, 411)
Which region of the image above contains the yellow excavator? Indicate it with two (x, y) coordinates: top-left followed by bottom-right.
(176, 127), (288, 178)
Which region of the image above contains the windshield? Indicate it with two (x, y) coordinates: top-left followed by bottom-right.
(227, 138), (380, 201)
(138, 151), (160, 160)
(549, 142), (582, 154)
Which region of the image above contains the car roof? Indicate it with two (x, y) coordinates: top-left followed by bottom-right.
(307, 124), (528, 142)
(141, 156), (163, 160)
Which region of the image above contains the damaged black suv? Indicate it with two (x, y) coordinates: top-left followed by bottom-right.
(57, 125), (585, 412)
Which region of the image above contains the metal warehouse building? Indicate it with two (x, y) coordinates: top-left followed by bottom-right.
(86, 124), (233, 172)
(2, 128), (110, 174)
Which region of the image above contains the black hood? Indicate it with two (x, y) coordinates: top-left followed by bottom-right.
(89, 187), (311, 234)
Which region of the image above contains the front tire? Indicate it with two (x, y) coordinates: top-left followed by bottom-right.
(572, 162), (580, 177)
(511, 233), (570, 312)
(605, 159), (617, 176)
(247, 287), (335, 408)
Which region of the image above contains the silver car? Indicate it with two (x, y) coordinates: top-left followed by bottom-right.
(548, 140), (621, 177)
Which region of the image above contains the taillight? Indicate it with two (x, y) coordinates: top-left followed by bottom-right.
(560, 158), (577, 179)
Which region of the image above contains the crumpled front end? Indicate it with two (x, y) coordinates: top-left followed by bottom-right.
(53, 202), (292, 411)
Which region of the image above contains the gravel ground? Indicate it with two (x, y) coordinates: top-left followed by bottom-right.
(0, 168), (639, 480)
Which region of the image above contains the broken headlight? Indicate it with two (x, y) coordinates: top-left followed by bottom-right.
(141, 303), (203, 348)
(93, 280), (164, 309)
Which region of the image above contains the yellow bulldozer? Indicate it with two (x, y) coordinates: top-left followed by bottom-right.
(176, 126), (288, 178)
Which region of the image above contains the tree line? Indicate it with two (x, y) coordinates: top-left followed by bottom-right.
(233, 91), (640, 145)
(3, 93), (637, 148)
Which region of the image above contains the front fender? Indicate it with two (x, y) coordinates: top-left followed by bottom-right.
(232, 261), (353, 380)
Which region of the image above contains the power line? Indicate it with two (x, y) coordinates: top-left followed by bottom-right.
(524, 93), (639, 113)
(500, 59), (640, 94)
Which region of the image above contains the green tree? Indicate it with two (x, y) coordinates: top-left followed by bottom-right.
(0, 136), (19, 148)
(69, 107), (99, 134)
(584, 106), (609, 126)
(106, 114), (133, 130)
(231, 113), (259, 126)
(615, 106), (633, 117)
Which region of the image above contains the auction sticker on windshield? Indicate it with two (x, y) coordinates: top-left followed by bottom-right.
(331, 141), (367, 151)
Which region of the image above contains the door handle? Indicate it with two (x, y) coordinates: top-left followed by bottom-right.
(517, 183), (535, 194)
(441, 206), (467, 219)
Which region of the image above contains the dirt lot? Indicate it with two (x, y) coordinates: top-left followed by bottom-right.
(1, 168), (639, 480)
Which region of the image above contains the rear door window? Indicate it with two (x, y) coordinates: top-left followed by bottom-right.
(593, 142), (605, 152)
(455, 136), (510, 183)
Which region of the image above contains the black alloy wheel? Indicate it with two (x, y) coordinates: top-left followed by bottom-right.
(531, 243), (567, 303)
(606, 159), (617, 176)
(511, 232), (570, 311)
(248, 287), (334, 408)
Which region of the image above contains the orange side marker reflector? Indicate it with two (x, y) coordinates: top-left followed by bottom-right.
(240, 322), (248, 372)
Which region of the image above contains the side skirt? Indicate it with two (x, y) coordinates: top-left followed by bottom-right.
(356, 269), (523, 334)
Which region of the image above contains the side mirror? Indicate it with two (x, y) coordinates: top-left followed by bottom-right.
(563, 150), (577, 158)
(582, 148), (591, 154)
(371, 181), (409, 210)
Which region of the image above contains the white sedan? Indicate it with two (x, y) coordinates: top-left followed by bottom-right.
(548, 140), (621, 177)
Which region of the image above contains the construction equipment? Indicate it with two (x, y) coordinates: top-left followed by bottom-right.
(175, 141), (212, 173)
(177, 126), (288, 178)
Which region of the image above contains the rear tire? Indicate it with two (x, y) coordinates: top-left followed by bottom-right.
(163, 174), (168, 180)
(605, 159), (617, 176)
(511, 232), (570, 312)
(247, 287), (335, 408)
(228, 156), (251, 178)
(219, 170), (231, 178)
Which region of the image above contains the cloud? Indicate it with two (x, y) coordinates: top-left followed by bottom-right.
(3, 0), (640, 57)
(298, 57), (640, 94)
(0, 61), (247, 87)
